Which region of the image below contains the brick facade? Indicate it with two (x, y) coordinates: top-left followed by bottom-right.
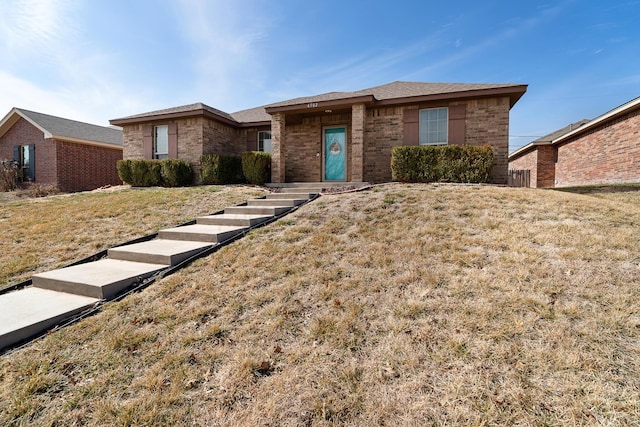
(509, 104), (640, 188)
(56, 141), (122, 192)
(555, 108), (640, 187)
(508, 144), (556, 188)
(115, 84), (524, 185)
(0, 117), (122, 191)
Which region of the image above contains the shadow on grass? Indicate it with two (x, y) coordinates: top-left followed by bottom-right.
(552, 183), (640, 195)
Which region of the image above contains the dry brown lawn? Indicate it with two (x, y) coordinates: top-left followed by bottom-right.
(0, 185), (263, 289)
(1, 183), (639, 425)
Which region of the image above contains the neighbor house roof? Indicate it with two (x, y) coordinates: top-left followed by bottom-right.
(0, 108), (123, 148)
(552, 95), (640, 145)
(265, 81), (528, 112)
(509, 119), (591, 160)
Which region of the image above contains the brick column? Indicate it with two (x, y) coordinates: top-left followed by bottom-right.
(351, 103), (365, 182)
(271, 112), (286, 183)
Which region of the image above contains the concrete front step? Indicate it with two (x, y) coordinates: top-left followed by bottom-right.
(108, 239), (213, 265)
(225, 205), (292, 216)
(0, 287), (100, 350)
(158, 224), (246, 243)
(280, 187), (323, 194)
(247, 198), (306, 207)
(197, 213), (272, 227)
(266, 192), (316, 200)
(32, 259), (166, 299)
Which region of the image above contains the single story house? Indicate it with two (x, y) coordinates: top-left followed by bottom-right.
(110, 81), (528, 184)
(509, 95), (640, 188)
(0, 108), (123, 192)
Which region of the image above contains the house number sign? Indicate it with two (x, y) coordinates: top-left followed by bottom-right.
(307, 103), (318, 108)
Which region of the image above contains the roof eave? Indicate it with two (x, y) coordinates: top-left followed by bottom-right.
(50, 135), (123, 149)
(508, 140), (551, 161)
(552, 96), (640, 145)
(111, 108), (239, 127)
(264, 95), (376, 114)
(376, 85), (528, 108)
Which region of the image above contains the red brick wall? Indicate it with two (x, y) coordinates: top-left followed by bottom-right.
(555, 108), (640, 187)
(508, 144), (556, 188)
(0, 117), (58, 184)
(508, 148), (537, 187)
(56, 140), (123, 192)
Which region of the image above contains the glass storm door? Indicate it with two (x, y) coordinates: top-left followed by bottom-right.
(324, 127), (346, 181)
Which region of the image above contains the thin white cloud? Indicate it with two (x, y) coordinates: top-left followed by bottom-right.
(173, 0), (273, 109)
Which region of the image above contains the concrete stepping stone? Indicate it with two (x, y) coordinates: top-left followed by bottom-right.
(197, 213), (272, 227)
(158, 224), (246, 243)
(266, 192), (316, 200)
(32, 259), (166, 299)
(0, 287), (99, 350)
(108, 239), (213, 265)
(224, 205), (292, 216)
(247, 198), (306, 207)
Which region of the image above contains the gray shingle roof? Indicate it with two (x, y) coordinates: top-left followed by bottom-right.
(265, 81), (526, 108)
(230, 106), (270, 123)
(531, 119), (591, 144)
(16, 108), (122, 146)
(112, 102), (237, 123)
(110, 80), (527, 127)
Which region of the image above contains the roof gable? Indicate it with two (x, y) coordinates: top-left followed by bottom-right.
(0, 108), (123, 147)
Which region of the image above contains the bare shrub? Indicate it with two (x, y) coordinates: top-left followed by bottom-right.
(0, 160), (18, 192)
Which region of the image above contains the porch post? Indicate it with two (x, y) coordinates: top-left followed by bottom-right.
(271, 112), (286, 183)
(351, 103), (365, 182)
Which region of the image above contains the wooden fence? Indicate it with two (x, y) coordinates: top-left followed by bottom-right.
(508, 169), (530, 187)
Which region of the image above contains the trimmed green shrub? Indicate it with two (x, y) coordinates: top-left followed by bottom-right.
(160, 159), (193, 187)
(241, 151), (271, 185)
(200, 154), (243, 185)
(117, 159), (162, 187)
(391, 145), (494, 183)
(116, 159), (133, 185)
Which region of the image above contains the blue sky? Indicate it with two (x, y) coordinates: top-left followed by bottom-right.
(0, 0), (638, 153)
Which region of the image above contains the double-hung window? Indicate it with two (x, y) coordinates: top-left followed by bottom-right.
(419, 107), (448, 145)
(258, 131), (272, 153)
(154, 125), (169, 159)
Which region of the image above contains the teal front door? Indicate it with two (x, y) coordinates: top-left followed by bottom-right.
(324, 127), (346, 181)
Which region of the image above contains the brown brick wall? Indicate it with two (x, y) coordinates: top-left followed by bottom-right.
(122, 124), (143, 160)
(364, 106), (404, 183)
(464, 97), (510, 184)
(360, 97), (511, 183)
(284, 112), (352, 182)
(555, 108), (640, 187)
(56, 140), (123, 192)
(121, 117), (246, 182)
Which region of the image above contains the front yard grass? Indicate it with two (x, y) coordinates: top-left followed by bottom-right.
(0, 185), (264, 289)
(1, 183), (639, 425)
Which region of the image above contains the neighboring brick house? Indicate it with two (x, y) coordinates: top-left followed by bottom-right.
(0, 108), (123, 192)
(509, 95), (640, 188)
(111, 81), (528, 184)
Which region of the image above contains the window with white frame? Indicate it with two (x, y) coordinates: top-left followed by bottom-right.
(258, 131), (272, 153)
(419, 107), (448, 145)
(154, 125), (169, 159)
